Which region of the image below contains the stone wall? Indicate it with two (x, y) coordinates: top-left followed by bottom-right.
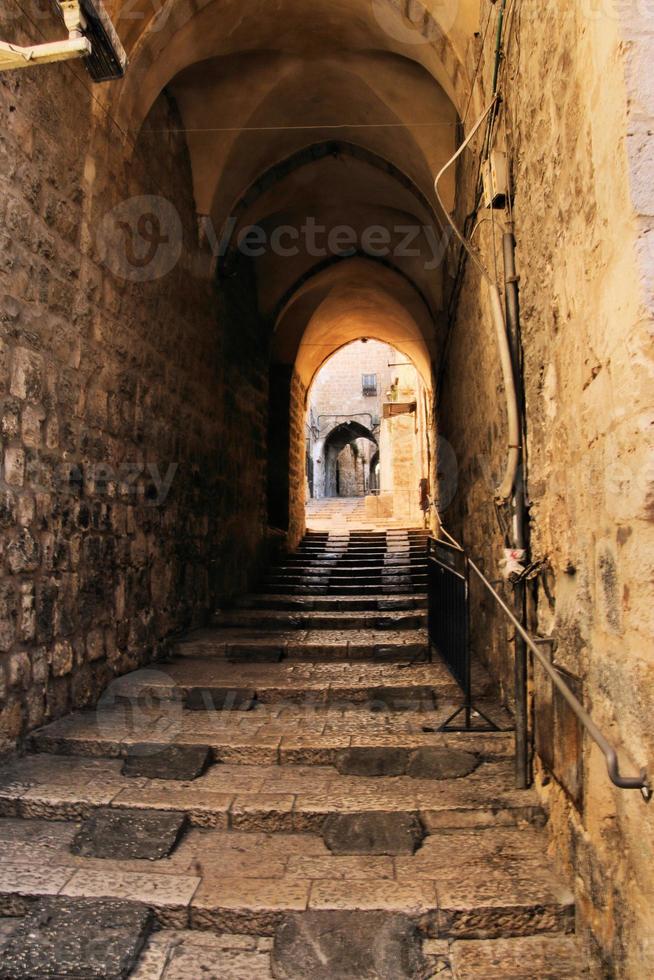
(287, 369), (308, 548)
(439, 2), (654, 975)
(308, 340), (424, 505)
(0, 13), (268, 746)
(309, 339), (399, 441)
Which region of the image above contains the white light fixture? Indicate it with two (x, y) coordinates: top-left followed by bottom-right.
(481, 150), (509, 210)
(0, 1), (127, 82)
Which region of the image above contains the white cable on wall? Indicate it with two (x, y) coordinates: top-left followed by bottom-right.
(433, 98), (520, 505)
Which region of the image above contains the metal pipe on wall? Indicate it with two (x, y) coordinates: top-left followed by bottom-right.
(503, 227), (529, 789)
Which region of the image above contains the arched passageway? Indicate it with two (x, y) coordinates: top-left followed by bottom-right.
(305, 338), (431, 526)
(268, 261), (436, 539)
(3, 1), (653, 972)
(321, 421), (378, 499)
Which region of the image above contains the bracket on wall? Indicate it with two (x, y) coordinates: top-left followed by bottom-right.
(0, 1), (126, 82)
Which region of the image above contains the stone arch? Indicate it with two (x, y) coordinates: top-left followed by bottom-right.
(275, 259), (436, 387)
(271, 268), (436, 541)
(215, 140), (441, 270)
(320, 421), (379, 499)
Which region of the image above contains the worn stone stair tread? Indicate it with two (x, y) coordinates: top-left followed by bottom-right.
(274, 557), (427, 565)
(214, 609), (427, 628)
(0, 820), (573, 940)
(448, 934), (588, 978)
(0, 756), (541, 830)
(234, 594), (428, 611)
(131, 929), (275, 979)
(269, 566), (428, 577)
(280, 557), (428, 566)
(172, 627), (429, 662)
(107, 658), (469, 705)
(259, 584), (427, 597)
(308, 548), (424, 554)
(290, 556), (427, 566)
(263, 573), (428, 583)
(26, 700), (514, 767)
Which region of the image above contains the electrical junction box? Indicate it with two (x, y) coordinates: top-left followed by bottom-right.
(482, 150), (509, 209)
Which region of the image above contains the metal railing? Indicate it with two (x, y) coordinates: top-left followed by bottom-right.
(434, 527), (651, 802)
(427, 537), (499, 733)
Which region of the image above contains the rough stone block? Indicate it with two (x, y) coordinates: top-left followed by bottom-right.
(71, 807), (187, 861)
(272, 911), (429, 979)
(323, 812), (425, 856)
(406, 748), (479, 780)
(50, 639), (74, 678)
(336, 747), (409, 777)
(227, 646), (284, 663)
(6, 528), (39, 573)
(7, 651), (31, 690)
(10, 347), (44, 401)
(21, 403), (45, 447)
(2, 448), (24, 488)
(122, 744), (212, 781)
(86, 628), (105, 663)
(0, 897), (153, 979)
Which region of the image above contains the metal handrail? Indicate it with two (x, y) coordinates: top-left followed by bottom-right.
(437, 526), (651, 802)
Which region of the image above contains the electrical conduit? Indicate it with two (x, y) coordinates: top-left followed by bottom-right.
(434, 99), (520, 505)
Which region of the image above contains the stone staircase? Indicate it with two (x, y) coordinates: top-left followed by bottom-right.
(0, 528), (588, 978)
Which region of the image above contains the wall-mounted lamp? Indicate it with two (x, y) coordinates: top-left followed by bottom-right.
(0, 1), (127, 82)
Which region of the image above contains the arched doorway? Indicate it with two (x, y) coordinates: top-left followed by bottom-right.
(321, 420), (378, 499)
(302, 337), (432, 532)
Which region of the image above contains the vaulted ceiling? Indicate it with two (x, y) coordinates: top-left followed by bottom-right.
(102, 0), (482, 382)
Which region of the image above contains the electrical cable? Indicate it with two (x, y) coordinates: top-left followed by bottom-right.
(461, 2), (494, 127)
(433, 97), (520, 504)
(143, 122), (459, 134)
(433, 97), (499, 286)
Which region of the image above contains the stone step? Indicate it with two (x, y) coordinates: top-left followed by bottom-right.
(287, 560), (426, 571)
(0, 756), (542, 833)
(259, 582), (427, 596)
(107, 657), (469, 708)
(289, 549), (427, 558)
(292, 552), (428, 564)
(139, 930), (589, 980)
(234, 594), (428, 612)
(279, 553), (429, 564)
(294, 545), (428, 554)
(26, 703), (514, 769)
(272, 562), (428, 575)
(447, 935), (588, 978)
(264, 569), (428, 581)
(303, 531), (428, 538)
(263, 573), (427, 586)
(266, 573), (427, 586)
(0, 818), (573, 940)
(171, 627), (428, 663)
(213, 608), (427, 630)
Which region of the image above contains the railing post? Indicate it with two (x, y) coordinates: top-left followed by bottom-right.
(514, 584), (529, 789)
